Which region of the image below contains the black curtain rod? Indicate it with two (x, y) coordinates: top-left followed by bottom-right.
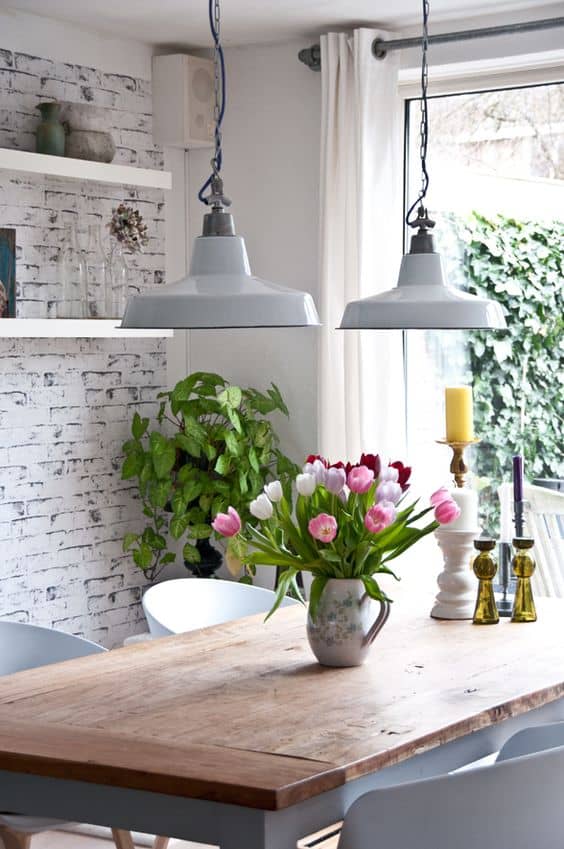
(298, 16), (564, 71)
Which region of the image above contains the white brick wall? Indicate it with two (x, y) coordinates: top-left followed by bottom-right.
(0, 49), (167, 647)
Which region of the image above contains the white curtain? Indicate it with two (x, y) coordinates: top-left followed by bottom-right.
(318, 29), (406, 464)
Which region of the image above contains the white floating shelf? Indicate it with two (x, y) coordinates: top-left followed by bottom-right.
(0, 148), (172, 190)
(0, 319), (172, 338)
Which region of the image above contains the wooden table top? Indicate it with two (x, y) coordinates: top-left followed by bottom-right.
(1, 593), (564, 810)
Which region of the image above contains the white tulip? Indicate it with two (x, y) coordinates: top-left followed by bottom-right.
(250, 493), (274, 520)
(376, 480), (402, 505)
(264, 480), (283, 502)
(303, 459), (327, 486)
(296, 472), (316, 497)
(380, 465), (399, 483)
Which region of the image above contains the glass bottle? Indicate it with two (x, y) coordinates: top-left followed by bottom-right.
(511, 538), (537, 623)
(56, 224), (87, 318)
(106, 240), (128, 319)
(472, 538), (499, 625)
(87, 223), (108, 318)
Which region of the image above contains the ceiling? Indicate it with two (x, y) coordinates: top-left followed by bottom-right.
(5, 0), (564, 47)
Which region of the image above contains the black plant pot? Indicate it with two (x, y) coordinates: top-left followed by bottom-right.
(184, 538), (223, 578)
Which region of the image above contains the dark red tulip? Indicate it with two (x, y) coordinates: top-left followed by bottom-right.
(391, 460), (412, 491)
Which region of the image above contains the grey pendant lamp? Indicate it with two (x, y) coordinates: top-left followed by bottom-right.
(340, 0), (506, 331)
(122, 1), (320, 330)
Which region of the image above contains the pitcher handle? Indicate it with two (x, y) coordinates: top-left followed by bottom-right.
(362, 598), (391, 647)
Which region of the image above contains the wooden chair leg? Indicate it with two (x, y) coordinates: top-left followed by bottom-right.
(296, 822), (343, 849)
(112, 830), (170, 849)
(111, 829), (136, 849)
(0, 826), (32, 849)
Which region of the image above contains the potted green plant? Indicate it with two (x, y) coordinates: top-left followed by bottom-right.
(122, 371), (298, 582)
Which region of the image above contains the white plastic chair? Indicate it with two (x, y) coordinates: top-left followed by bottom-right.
(142, 577), (299, 637)
(142, 579), (300, 849)
(0, 621), (134, 849)
(337, 744), (564, 849)
(499, 482), (564, 597)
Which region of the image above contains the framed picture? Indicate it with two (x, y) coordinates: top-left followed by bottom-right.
(0, 228), (15, 318)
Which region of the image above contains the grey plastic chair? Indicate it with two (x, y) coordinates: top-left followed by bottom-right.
(142, 577), (299, 637)
(337, 744), (564, 849)
(0, 621), (134, 849)
(496, 720), (564, 762)
(302, 722), (564, 849)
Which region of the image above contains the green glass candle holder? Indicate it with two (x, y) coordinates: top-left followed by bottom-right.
(511, 538), (537, 623)
(472, 539), (499, 625)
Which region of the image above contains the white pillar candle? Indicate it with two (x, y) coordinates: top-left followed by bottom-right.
(499, 491), (513, 543)
(447, 488), (480, 532)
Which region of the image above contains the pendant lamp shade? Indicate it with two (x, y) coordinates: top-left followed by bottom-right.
(339, 0), (506, 332)
(340, 244), (506, 330)
(121, 234), (320, 329)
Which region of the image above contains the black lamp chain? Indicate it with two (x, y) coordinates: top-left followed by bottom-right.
(198, 0), (227, 204)
(212, 0), (222, 177)
(406, 0), (431, 227)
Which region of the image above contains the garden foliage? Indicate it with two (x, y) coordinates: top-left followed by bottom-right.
(455, 213), (563, 530)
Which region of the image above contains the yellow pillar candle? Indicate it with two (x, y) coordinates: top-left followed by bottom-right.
(445, 386), (474, 442)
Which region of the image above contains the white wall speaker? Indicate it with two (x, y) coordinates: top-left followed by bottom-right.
(152, 54), (215, 149)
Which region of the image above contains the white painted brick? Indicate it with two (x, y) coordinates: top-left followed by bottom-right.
(2, 465), (29, 482)
(88, 586), (141, 614)
(0, 50), (13, 70)
(26, 496), (65, 517)
(85, 573), (125, 595)
(0, 559), (26, 580)
(14, 53), (55, 77)
(0, 391), (27, 408)
(76, 66), (103, 87)
(1, 610), (30, 624)
(0, 502), (25, 520)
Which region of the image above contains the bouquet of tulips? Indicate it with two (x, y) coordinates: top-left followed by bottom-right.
(212, 453), (461, 620)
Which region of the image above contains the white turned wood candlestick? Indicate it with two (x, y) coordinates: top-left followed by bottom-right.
(431, 528), (480, 620)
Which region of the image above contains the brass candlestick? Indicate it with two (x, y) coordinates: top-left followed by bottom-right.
(472, 539), (499, 625)
(511, 538), (537, 623)
(436, 439), (480, 488)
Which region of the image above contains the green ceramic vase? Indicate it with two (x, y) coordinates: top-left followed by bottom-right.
(36, 102), (65, 157)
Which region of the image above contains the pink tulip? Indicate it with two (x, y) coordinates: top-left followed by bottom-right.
(376, 480), (402, 505)
(211, 506), (242, 537)
(347, 465), (374, 494)
(430, 486), (451, 507)
(434, 498), (461, 525)
(308, 513), (338, 543)
(325, 466), (347, 495)
(364, 501), (396, 534)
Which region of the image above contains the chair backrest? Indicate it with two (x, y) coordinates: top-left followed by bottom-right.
(142, 578), (300, 637)
(497, 720), (564, 762)
(498, 482), (564, 597)
(0, 621), (104, 676)
(338, 744), (564, 849)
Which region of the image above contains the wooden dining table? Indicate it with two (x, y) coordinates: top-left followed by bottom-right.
(1, 587), (564, 849)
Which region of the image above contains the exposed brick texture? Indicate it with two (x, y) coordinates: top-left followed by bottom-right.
(0, 50), (166, 647)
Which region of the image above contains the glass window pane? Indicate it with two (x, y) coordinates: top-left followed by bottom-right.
(405, 82), (564, 532)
